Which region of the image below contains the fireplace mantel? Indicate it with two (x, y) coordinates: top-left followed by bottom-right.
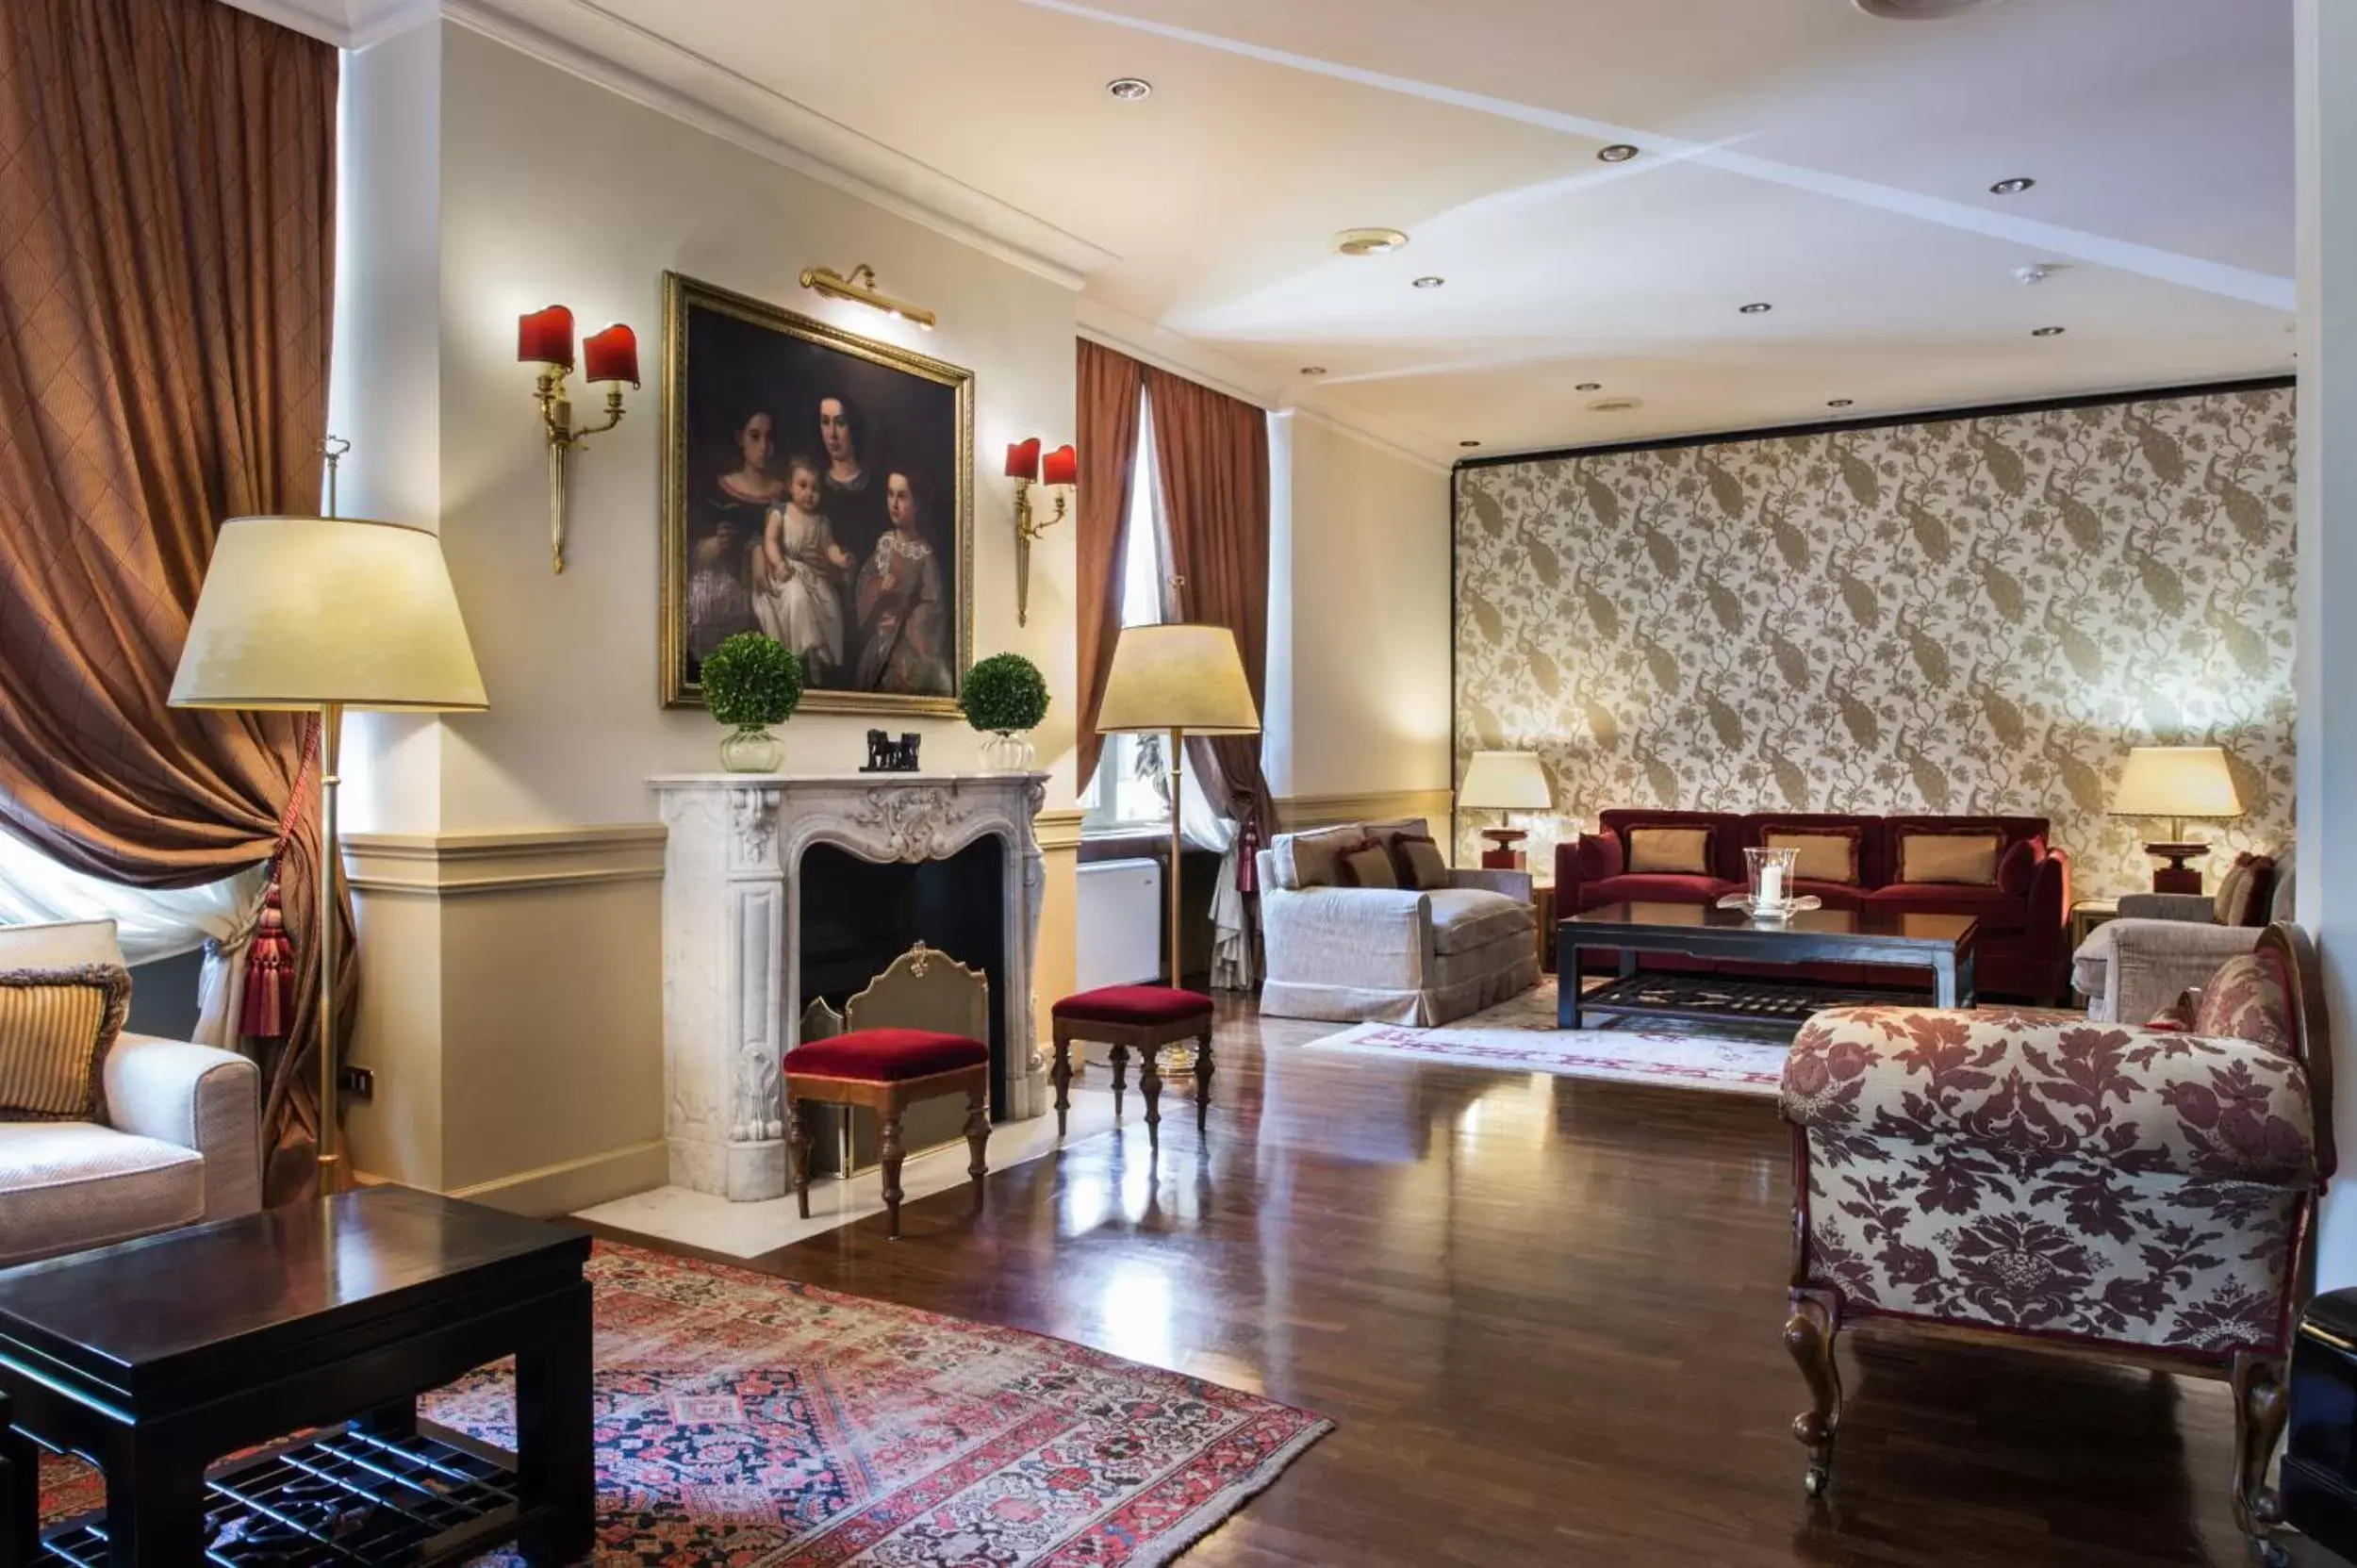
(649, 771), (1050, 1201)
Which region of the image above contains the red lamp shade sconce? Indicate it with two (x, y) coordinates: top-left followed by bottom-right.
(1007, 437), (1075, 626)
(519, 305), (638, 572)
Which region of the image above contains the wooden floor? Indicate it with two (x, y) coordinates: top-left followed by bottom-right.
(592, 998), (2293, 1567)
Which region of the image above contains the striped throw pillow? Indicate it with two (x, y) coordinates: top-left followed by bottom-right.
(0, 964), (131, 1122)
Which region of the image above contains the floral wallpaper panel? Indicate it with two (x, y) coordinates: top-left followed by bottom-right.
(1453, 387), (2297, 899)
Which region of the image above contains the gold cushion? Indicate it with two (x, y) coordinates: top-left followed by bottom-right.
(1762, 831), (1858, 884)
(1897, 833), (2003, 886)
(1626, 827), (1712, 876)
(0, 964), (130, 1122)
(1336, 843), (1399, 889)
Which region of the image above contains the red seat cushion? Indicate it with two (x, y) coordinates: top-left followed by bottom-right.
(785, 1028), (986, 1081)
(1862, 883), (2029, 935)
(1052, 984), (1214, 1025)
(1578, 873), (1740, 908)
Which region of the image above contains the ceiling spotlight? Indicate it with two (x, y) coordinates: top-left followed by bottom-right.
(1333, 227), (1409, 256)
(1989, 176), (2036, 195)
(1597, 143), (1640, 163)
(2032, 325), (2067, 337)
(1412, 275), (1446, 289)
(1300, 366), (1327, 376)
(1459, 439), (1482, 448)
(1106, 77), (1152, 100)
(1827, 399), (1855, 407)
(1574, 382), (1603, 391)
(1739, 302), (1773, 314)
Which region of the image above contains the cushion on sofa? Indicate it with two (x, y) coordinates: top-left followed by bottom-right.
(1426, 888), (1534, 956)
(1574, 833), (1624, 883)
(1336, 841), (1398, 888)
(1581, 872), (1738, 907)
(1761, 827), (1859, 884)
(2215, 853), (2274, 928)
(1627, 827), (1712, 875)
(1896, 831), (2003, 885)
(0, 1120), (204, 1267)
(0, 963), (132, 1122)
(1273, 824), (1364, 889)
(2192, 950), (2296, 1057)
(1863, 883), (2030, 934)
(1390, 834), (1451, 891)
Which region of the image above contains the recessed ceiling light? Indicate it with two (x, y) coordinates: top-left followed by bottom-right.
(1299, 366), (1327, 376)
(1597, 143), (1640, 163)
(1739, 302), (1773, 314)
(1574, 382), (1603, 391)
(1333, 227), (1409, 256)
(1827, 399), (1855, 407)
(1106, 77), (1152, 101)
(2032, 325), (2067, 337)
(1459, 439), (1482, 448)
(1411, 275), (1445, 289)
(1989, 176), (2036, 195)
(1588, 396), (1643, 412)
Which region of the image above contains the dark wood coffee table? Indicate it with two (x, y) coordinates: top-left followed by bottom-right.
(0, 1185), (593, 1568)
(1559, 900), (1980, 1032)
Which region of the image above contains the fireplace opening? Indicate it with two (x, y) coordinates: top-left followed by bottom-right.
(795, 835), (1007, 1174)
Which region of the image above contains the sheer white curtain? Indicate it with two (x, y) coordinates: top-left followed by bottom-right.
(0, 831), (268, 1044)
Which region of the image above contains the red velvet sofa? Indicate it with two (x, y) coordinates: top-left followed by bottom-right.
(1553, 809), (2072, 1002)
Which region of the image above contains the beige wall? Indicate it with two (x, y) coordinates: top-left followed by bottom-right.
(336, 18), (1081, 1213)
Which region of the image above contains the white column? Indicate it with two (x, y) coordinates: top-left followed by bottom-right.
(2296, 0), (2357, 1284)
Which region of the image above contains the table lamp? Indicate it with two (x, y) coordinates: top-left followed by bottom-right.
(2110, 745), (2241, 893)
(1459, 751), (1553, 868)
(173, 515), (487, 1191)
(1096, 624), (1261, 988)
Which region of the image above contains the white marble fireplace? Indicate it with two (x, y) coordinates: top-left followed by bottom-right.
(649, 771), (1050, 1201)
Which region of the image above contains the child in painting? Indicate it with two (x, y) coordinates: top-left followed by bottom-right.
(853, 470), (952, 696)
(751, 454), (854, 678)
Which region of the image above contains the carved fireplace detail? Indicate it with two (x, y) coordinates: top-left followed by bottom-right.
(650, 771), (1049, 1201)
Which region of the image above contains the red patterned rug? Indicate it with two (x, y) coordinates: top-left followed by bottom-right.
(39, 1242), (1329, 1565)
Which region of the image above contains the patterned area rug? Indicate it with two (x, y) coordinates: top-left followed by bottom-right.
(1303, 979), (1787, 1097)
(39, 1243), (1330, 1566)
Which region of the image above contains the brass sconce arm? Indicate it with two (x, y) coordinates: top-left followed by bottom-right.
(535, 367), (629, 573)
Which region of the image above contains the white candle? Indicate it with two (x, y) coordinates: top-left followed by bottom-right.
(1758, 863), (1786, 908)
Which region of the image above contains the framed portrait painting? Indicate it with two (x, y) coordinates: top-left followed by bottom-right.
(661, 271), (973, 715)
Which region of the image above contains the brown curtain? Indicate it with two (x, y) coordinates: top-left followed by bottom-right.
(1141, 366), (1277, 845)
(1074, 339), (1147, 784)
(0, 0), (343, 1199)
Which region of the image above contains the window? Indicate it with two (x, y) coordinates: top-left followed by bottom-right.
(1080, 396), (1173, 832)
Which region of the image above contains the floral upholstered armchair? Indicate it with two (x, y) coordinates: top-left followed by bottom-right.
(1779, 923), (2329, 1562)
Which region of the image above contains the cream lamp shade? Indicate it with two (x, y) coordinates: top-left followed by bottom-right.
(2109, 746), (2241, 820)
(1459, 751), (1553, 811)
(171, 516), (487, 711)
(1096, 623), (1260, 735)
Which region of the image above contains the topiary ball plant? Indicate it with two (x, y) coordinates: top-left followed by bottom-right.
(963, 652), (1049, 734)
(702, 633), (803, 771)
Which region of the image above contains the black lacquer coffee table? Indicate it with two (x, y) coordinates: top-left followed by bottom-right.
(1559, 900), (1979, 1034)
(0, 1186), (593, 1568)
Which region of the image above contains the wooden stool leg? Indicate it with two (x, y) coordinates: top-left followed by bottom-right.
(1109, 1042), (1129, 1119)
(965, 1087), (990, 1210)
(1052, 1028), (1074, 1137)
(785, 1094), (811, 1219)
(880, 1106), (906, 1240)
(1139, 1040), (1162, 1149)
(1194, 1027), (1214, 1133)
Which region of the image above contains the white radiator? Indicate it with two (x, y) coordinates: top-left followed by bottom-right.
(1076, 856), (1162, 990)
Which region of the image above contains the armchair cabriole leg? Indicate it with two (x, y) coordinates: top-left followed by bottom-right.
(1784, 1290), (1842, 1499)
(1051, 1026), (1075, 1138)
(1194, 1028), (1214, 1133)
(2231, 1351), (2290, 1564)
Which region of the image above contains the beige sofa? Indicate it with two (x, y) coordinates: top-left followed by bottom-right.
(1256, 818), (1539, 1025)
(0, 918), (261, 1267)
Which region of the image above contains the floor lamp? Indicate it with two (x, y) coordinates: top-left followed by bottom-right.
(173, 515), (486, 1193)
(1095, 624), (1261, 992)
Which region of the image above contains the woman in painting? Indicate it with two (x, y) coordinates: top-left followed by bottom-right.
(686, 407), (781, 665)
(854, 470), (952, 696)
(750, 453), (855, 679)
(816, 392), (892, 570)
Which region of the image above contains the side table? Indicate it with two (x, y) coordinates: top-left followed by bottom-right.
(2070, 898), (2119, 950)
(1532, 877), (1558, 973)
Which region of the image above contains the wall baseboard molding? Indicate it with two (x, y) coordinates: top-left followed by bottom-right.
(440, 1137), (671, 1217)
(343, 823), (668, 898)
(1275, 788), (1454, 832)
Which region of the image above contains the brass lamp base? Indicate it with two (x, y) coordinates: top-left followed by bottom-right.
(2145, 841), (2211, 895)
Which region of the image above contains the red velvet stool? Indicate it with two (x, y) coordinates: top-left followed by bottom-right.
(783, 1028), (989, 1240)
(1050, 985), (1215, 1148)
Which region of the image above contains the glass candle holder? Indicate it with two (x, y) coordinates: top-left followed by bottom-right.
(1744, 846), (1801, 916)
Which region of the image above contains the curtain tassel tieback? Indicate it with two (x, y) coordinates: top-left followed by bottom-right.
(1235, 815), (1261, 896)
(240, 875), (294, 1038)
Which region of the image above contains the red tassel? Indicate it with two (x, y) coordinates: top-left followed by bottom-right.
(1235, 816), (1261, 896)
(241, 875), (295, 1039)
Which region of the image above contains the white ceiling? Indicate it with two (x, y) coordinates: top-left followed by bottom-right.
(258, 0), (2297, 464)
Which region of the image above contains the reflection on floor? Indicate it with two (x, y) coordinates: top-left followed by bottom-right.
(575, 1086), (1119, 1257)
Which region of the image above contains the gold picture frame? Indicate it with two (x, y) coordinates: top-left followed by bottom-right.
(660, 271), (973, 715)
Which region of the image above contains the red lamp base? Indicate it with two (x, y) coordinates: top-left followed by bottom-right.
(2145, 841), (2210, 895)
(1479, 827), (1527, 871)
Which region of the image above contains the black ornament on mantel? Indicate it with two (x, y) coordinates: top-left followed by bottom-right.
(862, 729), (922, 772)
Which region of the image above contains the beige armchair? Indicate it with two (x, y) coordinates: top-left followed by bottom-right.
(2074, 851), (2296, 1022)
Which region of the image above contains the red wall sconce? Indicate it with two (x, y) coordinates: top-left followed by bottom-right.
(519, 304), (639, 573)
(1006, 437), (1076, 626)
